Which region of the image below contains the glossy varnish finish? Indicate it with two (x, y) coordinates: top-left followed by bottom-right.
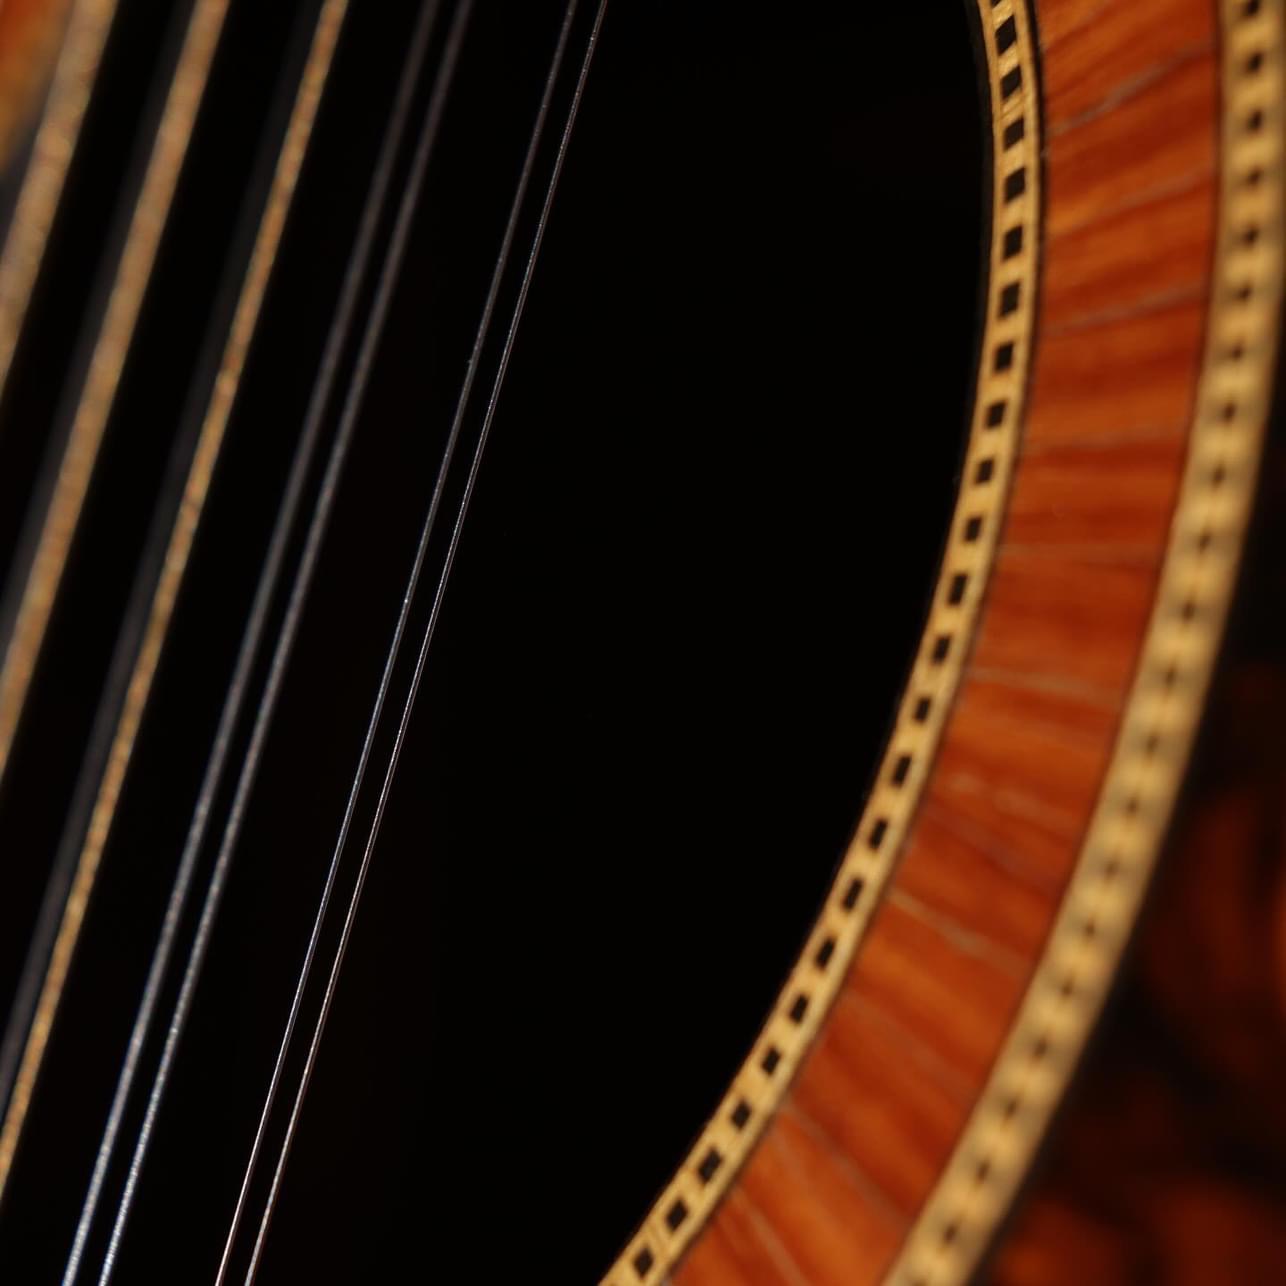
(606, 0), (1039, 1275)
(0, 1), (1276, 1279)
(992, 420), (1286, 1282)
(672, 0), (1284, 1281)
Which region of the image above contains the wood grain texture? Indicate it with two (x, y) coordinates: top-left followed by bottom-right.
(987, 405), (1286, 1285)
(603, 2), (1043, 1275)
(663, 0), (1275, 1281)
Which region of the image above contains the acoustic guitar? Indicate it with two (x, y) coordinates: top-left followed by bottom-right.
(0, 1), (1280, 1281)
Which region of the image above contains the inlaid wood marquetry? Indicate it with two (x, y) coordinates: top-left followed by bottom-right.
(605, 2), (1042, 1280)
(0, 2), (1275, 1279)
(613, 0), (1285, 1283)
(892, 1), (1284, 1278)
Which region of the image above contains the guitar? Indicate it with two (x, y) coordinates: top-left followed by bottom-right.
(0, 0), (1280, 1281)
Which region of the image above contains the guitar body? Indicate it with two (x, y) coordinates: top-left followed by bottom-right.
(0, 1), (1280, 1282)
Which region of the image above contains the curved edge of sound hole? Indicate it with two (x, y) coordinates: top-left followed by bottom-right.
(290, 5), (986, 1280)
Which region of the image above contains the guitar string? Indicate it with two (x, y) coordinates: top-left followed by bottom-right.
(0, 0), (119, 407)
(0, 0), (226, 811)
(213, 0), (583, 1265)
(91, 3), (481, 1279)
(60, 0), (447, 1277)
(0, 0), (220, 1133)
(0, 0), (349, 1216)
(0, 0), (236, 1194)
(217, 0), (588, 1270)
(65, 2), (460, 1275)
(0, 0), (208, 1134)
(237, 3), (609, 1277)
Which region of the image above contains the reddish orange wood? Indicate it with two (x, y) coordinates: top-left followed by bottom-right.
(896, 809), (1060, 960)
(1046, 53), (1215, 236)
(955, 674), (1117, 747)
(715, 1193), (811, 1286)
(1042, 180), (1212, 328)
(680, 1218), (790, 1286)
(844, 901), (1020, 1089)
(738, 1113), (905, 1286)
(791, 988), (971, 1215)
(925, 694), (1109, 886)
(673, 2), (1221, 1282)
(971, 552), (1158, 692)
(1007, 436), (1188, 553)
(1040, 0), (1210, 129)
(1024, 302), (1207, 445)
(993, 583), (1286, 1282)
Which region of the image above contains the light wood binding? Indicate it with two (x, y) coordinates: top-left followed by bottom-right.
(0, 2), (1278, 1279)
(612, 1), (1284, 1282)
(0, 0), (74, 168)
(609, 2), (1040, 1276)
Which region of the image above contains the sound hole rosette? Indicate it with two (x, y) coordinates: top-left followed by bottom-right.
(608, 2), (1041, 1280)
(612, 1), (1286, 1283)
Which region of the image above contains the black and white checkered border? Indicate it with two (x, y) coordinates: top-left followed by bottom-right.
(603, 1), (1042, 1280)
(887, 1), (1285, 1281)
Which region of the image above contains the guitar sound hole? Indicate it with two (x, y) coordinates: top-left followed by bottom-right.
(267, 1), (986, 1279)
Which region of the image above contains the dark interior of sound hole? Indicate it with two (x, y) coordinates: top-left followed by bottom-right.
(306, 3), (984, 1278)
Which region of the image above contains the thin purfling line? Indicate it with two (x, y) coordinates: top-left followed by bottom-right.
(0, 0), (227, 795)
(0, 0), (346, 1210)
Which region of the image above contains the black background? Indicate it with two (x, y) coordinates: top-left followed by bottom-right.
(0, 1), (986, 1279)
